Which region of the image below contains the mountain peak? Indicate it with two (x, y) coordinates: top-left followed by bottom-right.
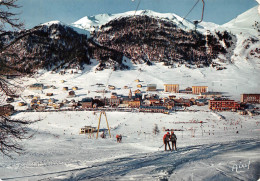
(72, 10), (196, 32)
(222, 6), (260, 36)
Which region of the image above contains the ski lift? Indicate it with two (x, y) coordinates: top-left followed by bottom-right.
(182, 0), (205, 31)
(193, 0), (204, 30)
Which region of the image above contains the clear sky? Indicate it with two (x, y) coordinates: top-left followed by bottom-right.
(17, 0), (258, 29)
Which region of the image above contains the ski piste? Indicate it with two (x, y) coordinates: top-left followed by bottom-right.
(1, 139), (259, 180)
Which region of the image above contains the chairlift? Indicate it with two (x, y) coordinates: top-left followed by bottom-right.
(182, 0), (205, 31)
(193, 0), (205, 30)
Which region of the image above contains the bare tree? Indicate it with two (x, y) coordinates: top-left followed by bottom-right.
(0, 0), (34, 157)
(0, 0), (24, 32)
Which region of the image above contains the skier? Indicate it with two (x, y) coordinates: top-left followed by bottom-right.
(116, 134), (122, 143)
(100, 131), (105, 138)
(170, 131), (177, 151)
(163, 132), (171, 151)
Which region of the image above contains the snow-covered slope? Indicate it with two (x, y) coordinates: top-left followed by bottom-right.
(222, 6), (260, 37)
(42, 20), (90, 37)
(0, 60), (260, 180)
(73, 10), (196, 32)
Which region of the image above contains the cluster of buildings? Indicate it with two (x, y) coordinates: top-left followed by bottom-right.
(1, 81), (257, 120)
(1, 81), (260, 116)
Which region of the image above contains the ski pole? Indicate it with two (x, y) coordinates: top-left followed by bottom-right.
(158, 144), (164, 151)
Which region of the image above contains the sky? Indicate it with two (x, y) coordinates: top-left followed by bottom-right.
(15, 0), (258, 29)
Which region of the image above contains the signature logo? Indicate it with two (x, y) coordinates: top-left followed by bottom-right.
(231, 160), (250, 173)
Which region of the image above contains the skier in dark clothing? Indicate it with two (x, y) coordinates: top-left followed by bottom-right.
(163, 132), (171, 151)
(116, 134), (122, 143)
(170, 131), (177, 151)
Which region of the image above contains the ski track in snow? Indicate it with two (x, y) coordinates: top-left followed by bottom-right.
(2, 138), (259, 181)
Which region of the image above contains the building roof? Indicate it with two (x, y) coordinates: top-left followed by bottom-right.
(140, 106), (166, 109)
(147, 84), (157, 87)
(201, 92), (222, 95)
(82, 98), (93, 102)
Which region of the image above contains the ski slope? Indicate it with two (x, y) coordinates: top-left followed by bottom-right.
(0, 109), (259, 180)
(0, 56), (260, 180)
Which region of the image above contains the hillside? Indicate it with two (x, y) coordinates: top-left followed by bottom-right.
(90, 15), (233, 69)
(0, 22), (90, 74)
(222, 6), (260, 37)
(1, 8), (259, 74)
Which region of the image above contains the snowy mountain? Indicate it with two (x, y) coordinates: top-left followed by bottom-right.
(73, 10), (196, 32)
(0, 7), (260, 181)
(222, 6), (260, 37)
(218, 6), (260, 66)
(0, 22), (90, 74)
(42, 20), (91, 37)
(90, 15), (229, 69)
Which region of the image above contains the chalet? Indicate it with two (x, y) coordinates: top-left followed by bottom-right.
(164, 84), (179, 93)
(37, 105), (46, 111)
(48, 98), (55, 103)
(33, 96), (40, 100)
(18, 102), (26, 106)
(111, 92), (118, 99)
(60, 80), (65, 83)
(25, 95), (34, 99)
(63, 99), (69, 104)
(0, 104), (14, 116)
(128, 100), (141, 108)
(192, 86), (208, 95)
(134, 89), (142, 94)
(169, 95), (176, 99)
(195, 99), (208, 106)
(209, 99), (240, 111)
(200, 92), (222, 99)
(59, 71), (65, 75)
(80, 126), (97, 134)
(148, 99), (162, 106)
(68, 91), (75, 97)
(109, 97), (121, 107)
(241, 94), (260, 104)
(123, 86), (129, 89)
(29, 83), (44, 90)
(137, 84), (142, 88)
(6, 97), (14, 103)
(53, 103), (64, 109)
(72, 86), (78, 91)
(179, 87), (192, 94)
(174, 98), (192, 107)
(31, 104), (39, 110)
(30, 99), (37, 106)
(147, 84), (157, 91)
(63, 87), (68, 91)
(135, 79), (140, 83)
(108, 85), (115, 90)
(238, 110), (247, 115)
(81, 98), (93, 109)
(135, 93), (142, 100)
(46, 93), (53, 96)
(163, 99), (175, 109)
(139, 106), (166, 113)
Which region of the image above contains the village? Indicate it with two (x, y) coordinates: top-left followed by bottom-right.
(1, 75), (259, 118)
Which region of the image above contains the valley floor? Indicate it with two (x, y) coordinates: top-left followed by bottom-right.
(0, 109), (259, 181)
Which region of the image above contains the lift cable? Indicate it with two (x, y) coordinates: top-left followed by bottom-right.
(134, 0), (142, 16)
(182, 0), (200, 23)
